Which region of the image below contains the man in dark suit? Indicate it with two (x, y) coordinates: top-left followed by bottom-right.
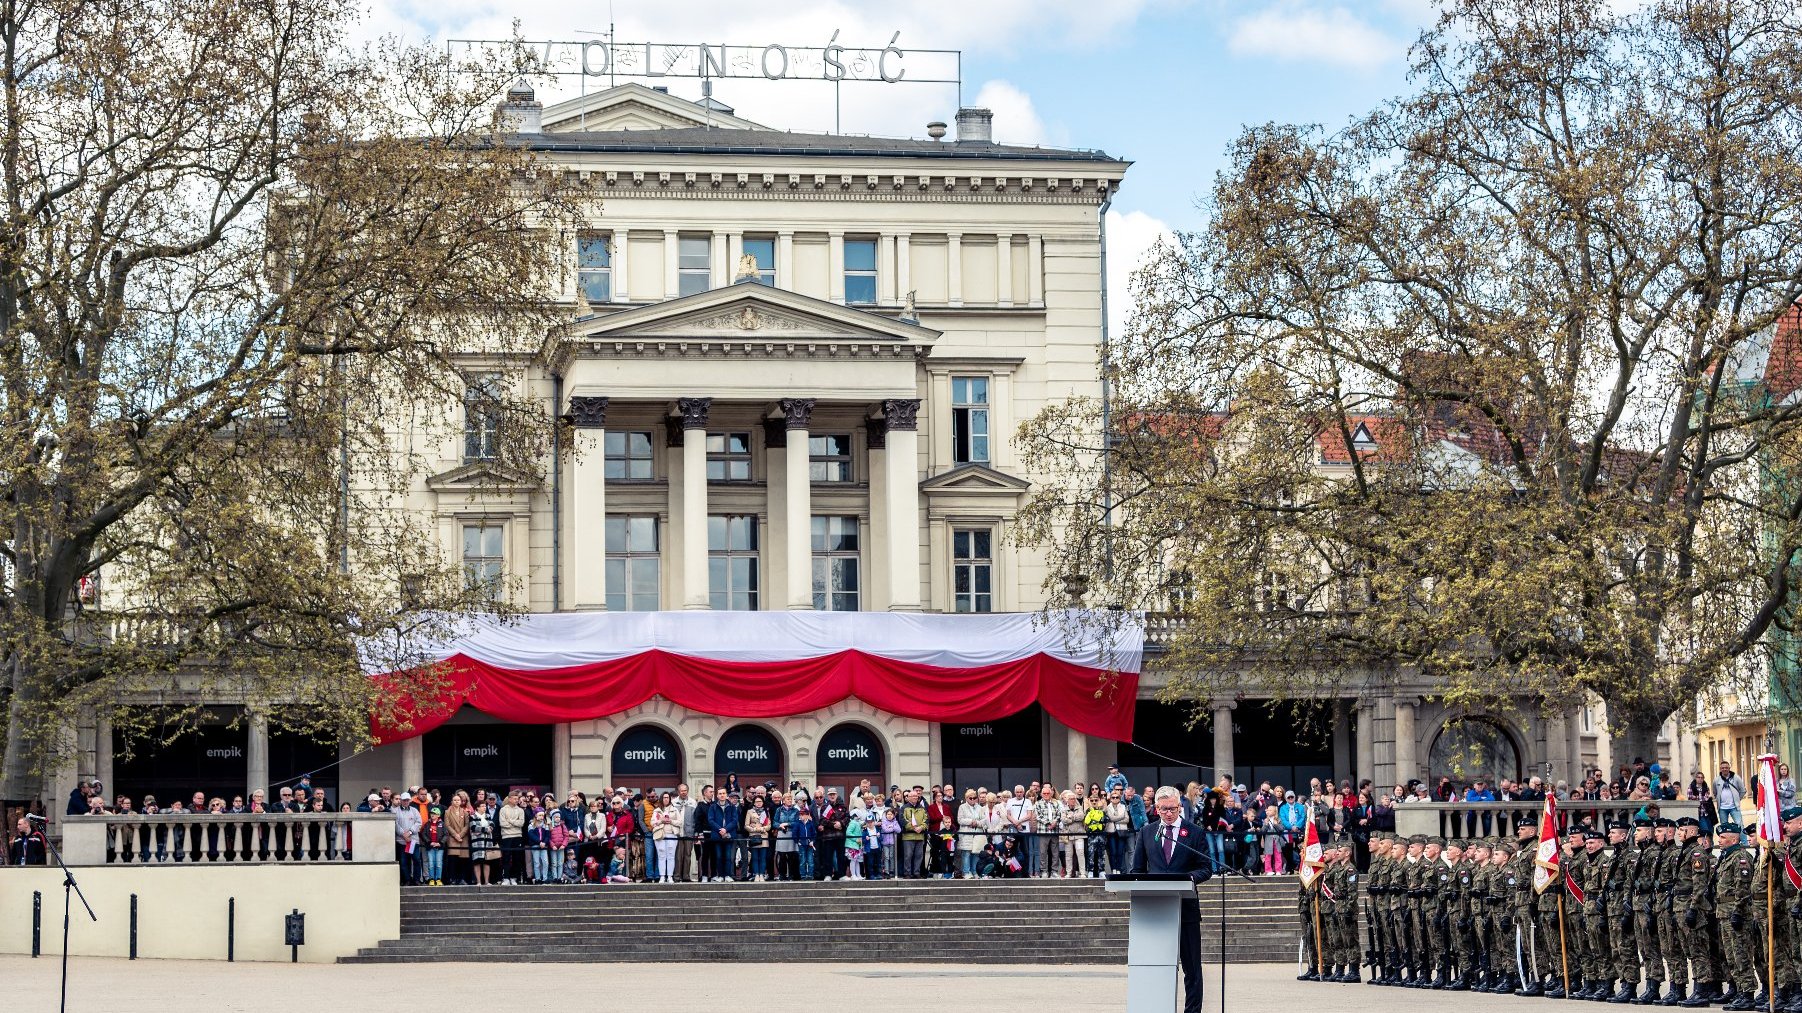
(1130, 786), (1215, 1013)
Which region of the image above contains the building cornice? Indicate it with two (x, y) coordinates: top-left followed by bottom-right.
(533, 165), (1123, 205)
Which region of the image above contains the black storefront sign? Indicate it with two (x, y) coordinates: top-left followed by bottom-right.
(716, 724), (782, 777)
(940, 705), (1043, 765)
(113, 708), (249, 802)
(816, 724), (884, 775)
(611, 725), (682, 778)
(422, 723), (553, 791)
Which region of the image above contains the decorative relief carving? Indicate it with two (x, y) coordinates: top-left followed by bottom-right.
(564, 395), (609, 429)
(675, 396), (712, 430)
(778, 397), (816, 430)
(880, 398), (921, 432)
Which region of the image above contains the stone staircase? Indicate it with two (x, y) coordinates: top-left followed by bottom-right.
(340, 875), (1303, 964)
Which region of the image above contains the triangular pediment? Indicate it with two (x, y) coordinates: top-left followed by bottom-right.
(541, 82), (766, 133)
(426, 460), (540, 493)
(569, 281), (940, 345)
(920, 463), (1031, 494)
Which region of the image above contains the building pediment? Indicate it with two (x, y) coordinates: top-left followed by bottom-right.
(564, 281), (940, 349)
(920, 463), (1031, 495)
(540, 82), (766, 133)
(425, 461), (540, 494)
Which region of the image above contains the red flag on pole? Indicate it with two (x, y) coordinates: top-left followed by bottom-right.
(1298, 819), (1326, 890)
(1532, 793), (1562, 894)
(1758, 754), (1783, 845)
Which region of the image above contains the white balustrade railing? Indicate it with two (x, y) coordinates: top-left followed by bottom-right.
(51, 813), (396, 866)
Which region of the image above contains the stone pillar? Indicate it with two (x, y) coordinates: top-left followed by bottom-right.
(866, 417), (890, 611)
(400, 736), (424, 791)
(662, 229), (679, 300)
(896, 234), (911, 303)
(996, 233), (1013, 307)
(1067, 728), (1089, 788)
(565, 395), (609, 610)
(829, 231), (846, 303)
(710, 230), (727, 288)
(879, 233), (897, 305)
(881, 399), (922, 611)
(1393, 697), (1418, 787)
(1332, 700), (1352, 784)
(1355, 702), (1376, 790)
(947, 233), (963, 306)
(777, 231), (795, 292)
(781, 398), (815, 609)
(678, 397), (711, 609)
(1211, 701), (1236, 786)
(553, 723), (571, 795)
(610, 229), (629, 303)
(94, 711), (113, 797)
(1027, 235), (1044, 306)
(246, 709), (269, 797)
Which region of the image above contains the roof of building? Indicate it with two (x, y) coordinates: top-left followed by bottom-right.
(516, 126), (1124, 163)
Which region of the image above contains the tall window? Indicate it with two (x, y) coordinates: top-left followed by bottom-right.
(462, 524), (504, 601)
(811, 516), (860, 611)
(678, 235), (711, 296)
(604, 516), (660, 612)
(809, 434), (853, 483)
(844, 238), (877, 305)
(952, 528), (993, 613)
(951, 376), (990, 464)
(743, 237), (776, 286)
(706, 432), (752, 481)
(708, 515), (759, 611)
(462, 372), (503, 461)
(577, 234), (611, 303)
(604, 431), (654, 480)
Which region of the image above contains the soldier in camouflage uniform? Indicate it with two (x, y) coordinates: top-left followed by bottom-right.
(1402, 833), (1432, 986)
(1626, 817), (1664, 1003)
(1540, 825), (1587, 1000)
(1394, 834), (1424, 984)
(1510, 815), (1554, 997)
(1424, 837), (1455, 987)
(1578, 826), (1613, 999)
(1780, 807), (1802, 1013)
(1651, 817), (1688, 1005)
(1713, 820), (1760, 1012)
(1298, 849), (1322, 981)
(1444, 839), (1476, 989)
(1488, 838), (1521, 994)
(1330, 838), (1361, 980)
(1677, 816), (1722, 1007)
(1599, 820), (1637, 1003)
(1368, 834), (1398, 984)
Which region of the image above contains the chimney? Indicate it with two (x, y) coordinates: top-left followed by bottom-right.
(495, 79), (542, 134)
(955, 107), (992, 144)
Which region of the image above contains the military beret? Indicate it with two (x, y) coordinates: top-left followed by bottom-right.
(1718, 819), (1742, 834)
(1783, 806), (1802, 822)
(1654, 818), (1675, 828)
(1675, 817), (1699, 827)
(1606, 821), (1629, 832)
(1515, 814), (1537, 830)
(1631, 817), (1652, 828)
(1583, 829), (1604, 841)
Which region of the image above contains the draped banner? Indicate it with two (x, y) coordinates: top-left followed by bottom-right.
(365, 610), (1142, 745)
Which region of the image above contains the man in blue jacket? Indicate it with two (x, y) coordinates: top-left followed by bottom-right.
(1130, 786), (1215, 1013)
(707, 790), (739, 882)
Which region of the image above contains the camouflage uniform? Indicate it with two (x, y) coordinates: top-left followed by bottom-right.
(1446, 844), (1478, 987)
(1678, 820), (1721, 1000)
(1652, 820), (1689, 1001)
(1712, 833), (1760, 1003)
(1626, 822), (1663, 998)
(1602, 826), (1638, 999)
(1404, 839), (1434, 981)
(1578, 832), (1613, 997)
(1487, 841), (1518, 989)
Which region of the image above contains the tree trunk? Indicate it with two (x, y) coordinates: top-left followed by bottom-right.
(0, 656), (48, 806)
(1609, 710), (1670, 780)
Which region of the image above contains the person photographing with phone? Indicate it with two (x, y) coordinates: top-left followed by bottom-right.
(1129, 786), (1215, 1013)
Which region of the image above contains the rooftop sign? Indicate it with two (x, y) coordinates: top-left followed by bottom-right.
(450, 33), (961, 87)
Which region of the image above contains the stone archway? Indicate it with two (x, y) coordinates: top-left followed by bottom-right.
(1428, 715), (1522, 785)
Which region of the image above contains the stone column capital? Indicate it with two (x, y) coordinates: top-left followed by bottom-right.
(564, 395), (609, 429)
(778, 397), (816, 430)
(675, 397), (712, 430)
(880, 398), (921, 432)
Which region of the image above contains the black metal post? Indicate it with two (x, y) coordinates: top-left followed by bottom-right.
(31, 890), (40, 957)
(227, 897), (235, 962)
(33, 815), (96, 1013)
(129, 894), (137, 959)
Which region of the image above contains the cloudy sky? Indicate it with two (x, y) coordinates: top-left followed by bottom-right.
(362, 0), (1440, 328)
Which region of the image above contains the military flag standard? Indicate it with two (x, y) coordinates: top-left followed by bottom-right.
(1297, 819), (1326, 890)
(1531, 793), (1561, 894)
(1757, 752), (1783, 845)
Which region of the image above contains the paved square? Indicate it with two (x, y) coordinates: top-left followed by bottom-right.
(1, 955), (1583, 1012)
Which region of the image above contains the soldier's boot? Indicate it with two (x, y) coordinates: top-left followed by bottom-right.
(1345, 965), (1362, 984)
(1518, 974), (1546, 997)
(1336, 965), (1354, 983)
(1610, 980), (1638, 1003)
(1660, 983), (1684, 1006)
(1634, 981), (1661, 1005)
(1544, 976), (1567, 1000)
(1721, 988), (1757, 1012)
(1779, 985), (1802, 1013)
(1493, 972), (1518, 994)
(1296, 967), (1320, 982)
(1749, 989), (1769, 1010)
(1445, 968), (1469, 991)
(1677, 983), (1711, 1008)
(1593, 979), (1620, 1002)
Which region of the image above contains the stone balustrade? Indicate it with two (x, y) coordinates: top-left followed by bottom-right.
(1391, 799), (1700, 841)
(54, 812), (396, 866)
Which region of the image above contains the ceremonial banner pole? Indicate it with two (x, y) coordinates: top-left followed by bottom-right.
(1759, 752), (1782, 1013)
(1768, 859), (1775, 1013)
(1557, 893), (1571, 1000)
(1531, 794), (1569, 1000)
(1313, 891), (1324, 977)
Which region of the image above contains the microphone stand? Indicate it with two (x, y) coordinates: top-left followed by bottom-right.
(30, 816), (97, 1013)
(1167, 824), (1256, 1013)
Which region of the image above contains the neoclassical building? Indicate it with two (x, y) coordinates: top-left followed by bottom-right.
(65, 82), (1631, 808)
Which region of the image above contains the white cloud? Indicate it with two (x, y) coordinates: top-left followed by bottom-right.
(969, 80), (1066, 147)
(1105, 209), (1176, 340)
(1227, 4), (1404, 70)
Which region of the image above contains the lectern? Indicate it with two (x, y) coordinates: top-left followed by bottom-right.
(1106, 873), (1196, 1012)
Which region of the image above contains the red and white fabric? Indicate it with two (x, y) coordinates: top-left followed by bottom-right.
(1758, 752), (1783, 844)
(364, 609), (1143, 745)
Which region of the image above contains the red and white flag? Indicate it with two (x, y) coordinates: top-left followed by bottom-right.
(1532, 794), (1562, 894)
(1298, 820), (1326, 890)
(1758, 753), (1784, 846)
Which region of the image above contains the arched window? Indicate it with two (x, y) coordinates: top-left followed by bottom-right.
(717, 724), (785, 784)
(1429, 717), (1521, 785)
(816, 723), (887, 799)
(611, 725), (684, 794)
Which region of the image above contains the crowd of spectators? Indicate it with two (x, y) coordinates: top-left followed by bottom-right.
(10, 756), (1769, 881)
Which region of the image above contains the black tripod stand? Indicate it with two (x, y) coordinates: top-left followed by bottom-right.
(29, 815), (97, 1013)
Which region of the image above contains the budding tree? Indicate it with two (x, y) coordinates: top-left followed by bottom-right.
(0, 0), (576, 801)
(1019, 0), (1802, 763)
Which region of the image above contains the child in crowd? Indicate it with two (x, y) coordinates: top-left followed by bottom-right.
(878, 807), (901, 880)
(421, 805), (446, 886)
(1259, 805), (1286, 875)
(1083, 795), (1107, 877)
(604, 846), (630, 883)
(844, 808), (865, 880)
(547, 811), (571, 884)
(525, 809), (549, 884)
(795, 806), (817, 880)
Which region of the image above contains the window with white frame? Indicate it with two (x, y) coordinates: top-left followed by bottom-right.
(742, 237), (776, 286)
(678, 235), (711, 296)
(952, 528), (993, 613)
(577, 234), (611, 303)
(462, 372), (504, 461)
(605, 515), (660, 612)
(604, 431), (655, 480)
(708, 515), (759, 611)
(706, 432), (752, 481)
(808, 434), (853, 483)
(844, 238), (877, 305)
(462, 524), (504, 601)
(951, 376), (990, 464)
(811, 516), (860, 612)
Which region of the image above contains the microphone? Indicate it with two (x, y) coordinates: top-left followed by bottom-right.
(1158, 817), (1259, 882)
